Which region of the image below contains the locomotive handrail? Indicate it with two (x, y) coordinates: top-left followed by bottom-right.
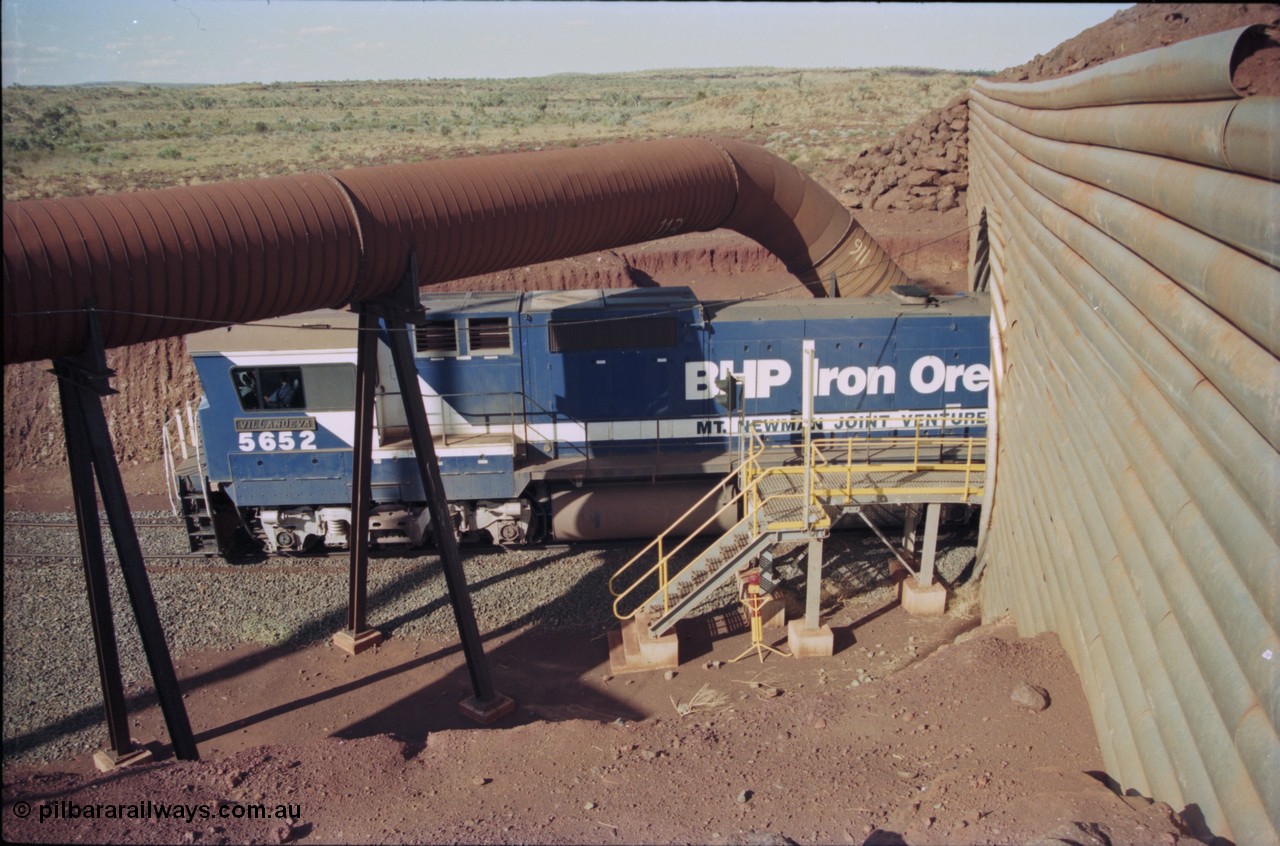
(161, 420), (180, 517)
(422, 389), (686, 464)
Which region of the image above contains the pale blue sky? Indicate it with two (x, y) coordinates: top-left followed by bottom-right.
(2, 1), (1130, 86)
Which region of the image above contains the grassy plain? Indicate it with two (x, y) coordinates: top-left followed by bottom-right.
(2, 67), (979, 202)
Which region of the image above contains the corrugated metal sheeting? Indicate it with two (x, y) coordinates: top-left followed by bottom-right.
(968, 25), (1278, 843)
(3, 136), (906, 365)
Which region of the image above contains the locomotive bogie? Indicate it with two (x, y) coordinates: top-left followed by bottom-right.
(258, 504), (431, 554)
(464, 498), (534, 546)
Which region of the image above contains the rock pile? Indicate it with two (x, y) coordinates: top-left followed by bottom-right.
(838, 94), (969, 213)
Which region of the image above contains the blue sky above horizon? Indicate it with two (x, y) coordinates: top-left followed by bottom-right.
(2, 1), (1131, 87)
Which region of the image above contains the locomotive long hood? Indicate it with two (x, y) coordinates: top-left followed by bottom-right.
(3, 136), (908, 365)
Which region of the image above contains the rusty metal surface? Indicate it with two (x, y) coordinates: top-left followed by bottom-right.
(1223, 95), (1280, 179)
(709, 137), (909, 295)
(333, 137), (740, 295)
(972, 98), (1279, 268)
(3, 137), (906, 364)
(970, 107), (1280, 446)
(967, 94), (1280, 355)
(969, 89), (1280, 181)
(974, 149), (1278, 840)
(4, 174), (362, 364)
(970, 27), (1280, 844)
(974, 25), (1264, 109)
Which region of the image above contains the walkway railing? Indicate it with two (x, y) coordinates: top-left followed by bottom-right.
(610, 421), (986, 624)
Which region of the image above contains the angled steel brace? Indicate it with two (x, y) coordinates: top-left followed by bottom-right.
(53, 303), (198, 763)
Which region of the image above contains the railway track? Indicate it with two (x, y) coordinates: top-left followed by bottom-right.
(3, 517), (187, 530)
(2, 513), (618, 562)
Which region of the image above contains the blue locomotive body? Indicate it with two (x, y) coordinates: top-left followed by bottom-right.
(180, 287), (989, 552)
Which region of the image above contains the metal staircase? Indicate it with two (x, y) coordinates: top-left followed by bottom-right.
(177, 475), (219, 553)
(609, 423), (986, 642)
(163, 403), (220, 553)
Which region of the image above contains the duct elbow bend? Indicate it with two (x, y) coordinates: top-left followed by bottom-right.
(704, 136), (909, 297)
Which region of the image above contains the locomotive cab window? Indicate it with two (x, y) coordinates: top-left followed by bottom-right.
(467, 317), (513, 355)
(230, 364), (355, 412)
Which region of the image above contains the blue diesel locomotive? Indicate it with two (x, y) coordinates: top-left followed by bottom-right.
(174, 286), (990, 554)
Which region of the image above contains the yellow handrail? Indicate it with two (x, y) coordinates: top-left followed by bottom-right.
(609, 423), (988, 624)
(610, 481), (755, 619)
(607, 435), (768, 597)
(609, 483), (817, 622)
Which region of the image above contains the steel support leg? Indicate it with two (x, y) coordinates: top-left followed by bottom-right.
(386, 321), (513, 720)
(919, 502), (941, 587)
(53, 352), (198, 763)
(334, 310), (384, 655)
(56, 364), (132, 759)
(804, 538), (824, 630)
(902, 503), (921, 557)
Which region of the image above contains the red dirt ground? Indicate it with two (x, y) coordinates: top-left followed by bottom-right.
(2, 595), (1192, 846)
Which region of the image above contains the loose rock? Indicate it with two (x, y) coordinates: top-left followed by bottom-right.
(1012, 682), (1051, 711)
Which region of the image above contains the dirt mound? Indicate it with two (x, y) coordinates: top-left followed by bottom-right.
(837, 97), (970, 214)
(994, 3), (1280, 85)
(833, 3), (1278, 222)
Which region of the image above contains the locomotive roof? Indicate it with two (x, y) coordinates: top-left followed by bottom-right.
(187, 287), (988, 353)
(704, 290), (989, 323)
(186, 307), (360, 353)
(522, 287), (700, 314)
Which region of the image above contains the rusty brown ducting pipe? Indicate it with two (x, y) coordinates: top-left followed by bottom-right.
(3, 136), (906, 365)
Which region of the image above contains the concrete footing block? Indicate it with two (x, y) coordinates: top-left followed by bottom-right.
(786, 620), (834, 657)
(332, 628), (384, 655)
(608, 616), (680, 674)
(93, 743), (155, 773)
(901, 576), (947, 616)
(458, 693), (517, 725)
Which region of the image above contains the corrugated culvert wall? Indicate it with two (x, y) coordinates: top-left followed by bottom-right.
(967, 25), (1279, 844)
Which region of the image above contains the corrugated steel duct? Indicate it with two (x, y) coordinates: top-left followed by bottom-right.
(971, 94), (1279, 269)
(967, 91), (1280, 182)
(3, 136), (907, 365)
(330, 137), (738, 296)
(974, 25), (1269, 109)
(973, 139), (1279, 842)
(969, 20), (1280, 844)
(2, 174), (364, 365)
(708, 137), (908, 297)
(970, 103), (1280, 448)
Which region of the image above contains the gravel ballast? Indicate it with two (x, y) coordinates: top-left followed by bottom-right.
(2, 510), (976, 768)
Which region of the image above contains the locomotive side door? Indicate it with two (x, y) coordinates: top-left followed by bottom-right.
(374, 332), (409, 445)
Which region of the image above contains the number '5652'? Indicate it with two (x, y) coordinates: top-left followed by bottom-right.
(237, 431), (317, 451)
